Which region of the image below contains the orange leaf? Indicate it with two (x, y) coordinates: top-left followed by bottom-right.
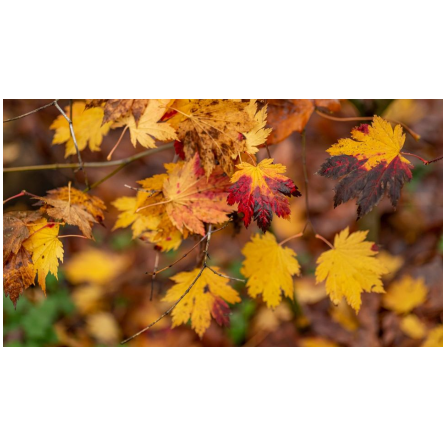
(267, 99), (340, 144)
(163, 153), (233, 235)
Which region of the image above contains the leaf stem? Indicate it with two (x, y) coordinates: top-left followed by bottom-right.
(401, 152), (443, 165)
(315, 109), (421, 141)
(107, 125), (128, 160)
(315, 233), (334, 249)
(279, 232), (303, 246)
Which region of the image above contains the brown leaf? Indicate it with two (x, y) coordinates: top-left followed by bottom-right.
(41, 197), (97, 238)
(3, 247), (35, 307)
(44, 187), (106, 224)
(3, 211), (41, 264)
(266, 99), (341, 144)
(86, 99), (149, 125)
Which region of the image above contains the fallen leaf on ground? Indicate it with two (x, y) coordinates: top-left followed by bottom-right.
(422, 325), (443, 347)
(400, 314), (427, 339)
(382, 275), (428, 314)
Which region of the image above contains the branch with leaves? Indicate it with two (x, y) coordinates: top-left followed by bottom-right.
(3, 99), (443, 345)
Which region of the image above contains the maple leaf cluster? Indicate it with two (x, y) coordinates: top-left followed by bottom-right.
(5, 99), (440, 344)
(3, 187), (106, 306)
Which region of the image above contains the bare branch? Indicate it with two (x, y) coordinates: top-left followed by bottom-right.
(207, 266), (245, 282)
(3, 100), (56, 123)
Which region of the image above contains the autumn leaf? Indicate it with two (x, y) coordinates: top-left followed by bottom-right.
(318, 116), (413, 218)
(243, 100), (272, 154)
(50, 101), (111, 157)
(44, 186), (106, 224)
(315, 227), (388, 313)
(400, 314), (427, 340)
(162, 267), (241, 337)
(422, 325), (443, 347)
(3, 210), (41, 263)
(266, 99), (340, 144)
(86, 99), (149, 125)
(3, 247), (35, 307)
(22, 218), (64, 294)
(114, 99), (176, 149)
(166, 99), (256, 176)
(64, 248), (129, 285)
(241, 232), (300, 308)
(382, 275), (428, 314)
(300, 337), (338, 347)
(86, 312), (120, 345)
(227, 158), (301, 231)
(163, 153), (233, 235)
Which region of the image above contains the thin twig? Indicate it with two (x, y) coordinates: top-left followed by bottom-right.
(54, 101), (88, 186)
(121, 266), (206, 345)
(150, 251), (160, 301)
(315, 109), (421, 141)
(3, 100), (56, 123)
(121, 225), (214, 345)
(207, 266), (245, 282)
(301, 130), (316, 233)
(4, 143), (174, 173)
(107, 125), (129, 160)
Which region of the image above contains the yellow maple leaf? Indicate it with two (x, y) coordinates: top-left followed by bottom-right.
(327, 116), (410, 170)
(50, 102), (111, 157)
(243, 100), (272, 154)
(422, 325), (443, 347)
(400, 314), (427, 340)
(315, 227), (388, 313)
(162, 267), (241, 337)
(22, 218), (64, 294)
(382, 275), (428, 314)
(114, 99), (177, 148)
(64, 248), (129, 285)
(241, 232), (300, 308)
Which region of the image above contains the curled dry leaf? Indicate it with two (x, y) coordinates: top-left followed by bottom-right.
(166, 99), (256, 176)
(318, 116), (413, 218)
(227, 158), (300, 231)
(3, 211), (41, 263)
(3, 247), (35, 307)
(86, 99), (149, 125)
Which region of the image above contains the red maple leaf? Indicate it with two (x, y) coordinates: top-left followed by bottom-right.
(227, 158), (300, 231)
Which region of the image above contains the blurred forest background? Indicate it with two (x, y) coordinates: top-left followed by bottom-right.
(3, 99), (443, 347)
